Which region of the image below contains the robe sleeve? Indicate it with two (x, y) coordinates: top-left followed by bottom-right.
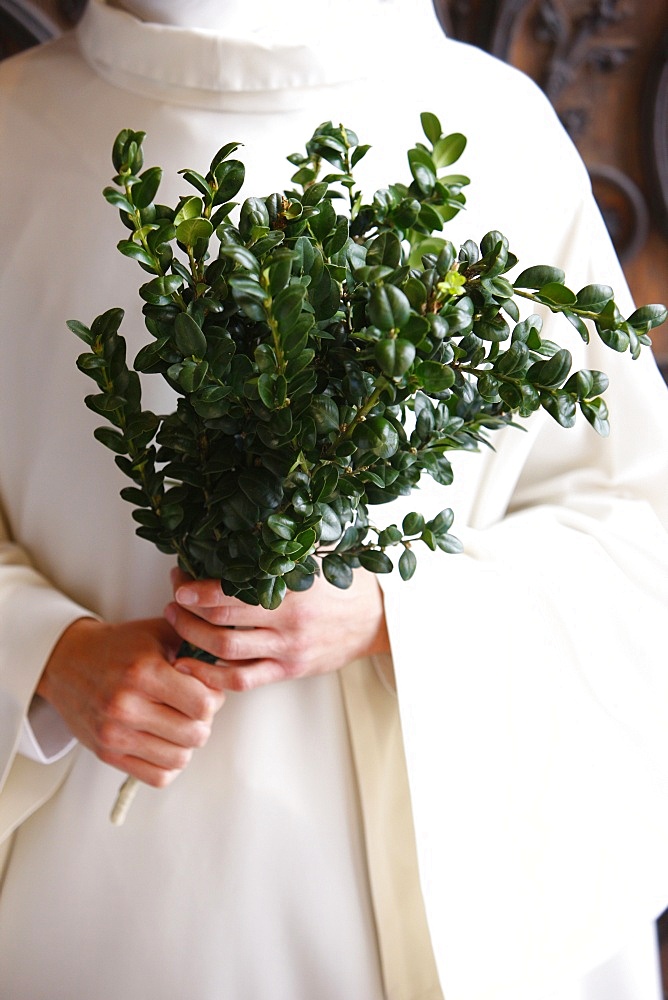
(378, 168), (668, 997)
(0, 507), (90, 839)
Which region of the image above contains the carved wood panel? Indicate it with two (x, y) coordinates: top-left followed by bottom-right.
(0, 0), (82, 58)
(434, 0), (668, 376)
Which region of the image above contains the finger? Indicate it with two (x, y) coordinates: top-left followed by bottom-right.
(173, 658), (227, 691)
(152, 614), (188, 659)
(95, 691), (219, 764)
(96, 715), (197, 777)
(175, 597), (271, 629)
(125, 696), (218, 749)
(188, 659), (291, 693)
(174, 657), (288, 691)
(101, 750), (187, 789)
(115, 654), (225, 724)
(171, 572), (277, 624)
(165, 603), (282, 662)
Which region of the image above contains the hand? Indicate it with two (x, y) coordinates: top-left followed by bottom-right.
(164, 568), (391, 693)
(37, 617), (226, 787)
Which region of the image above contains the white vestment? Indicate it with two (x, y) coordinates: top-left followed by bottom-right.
(1, 2), (668, 998)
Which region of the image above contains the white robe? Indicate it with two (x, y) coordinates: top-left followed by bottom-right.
(1, 2), (668, 998)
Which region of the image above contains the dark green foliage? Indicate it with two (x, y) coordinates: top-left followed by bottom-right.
(70, 115), (667, 607)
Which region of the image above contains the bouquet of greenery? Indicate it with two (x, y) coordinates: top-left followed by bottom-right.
(70, 112), (666, 615)
(71, 114), (665, 823)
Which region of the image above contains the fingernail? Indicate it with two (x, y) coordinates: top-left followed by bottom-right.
(176, 586), (198, 606)
(174, 661), (191, 675)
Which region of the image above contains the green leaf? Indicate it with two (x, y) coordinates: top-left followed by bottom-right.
(435, 533), (463, 554)
(537, 282), (577, 306)
(367, 285), (411, 330)
(308, 199), (337, 241)
(255, 343), (277, 374)
(178, 168), (212, 198)
(117, 239), (157, 270)
(563, 369), (609, 399)
(597, 323), (630, 353)
(322, 554), (354, 589)
(375, 338), (416, 378)
(173, 196), (204, 226)
(212, 159), (245, 205)
(120, 486), (149, 506)
(402, 512), (425, 535)
(358, 549), (393, 574)
(229, 275), (267, 319)
(378, 525), (403, 546)
(311, 394), (340, 434)
(494, 340), (529, 376)
(93, 426), (127, 454)
(367, 231), (402, 269)
(238, 469), (284, 508)
(273, 284), (306, 332)
(267, 514), (298, 540)
(541, 389), (576, 428)
(103, 187), (134, 214)
(67, 319), (93, 345)
(581, 396), (610, 436)
(139, 274), (185, 305)
(564, 310), (590, 343)
(324, 216), (349, 256)
(239, 196), (270, 240)
(174, 313), (207, 356)
(350, 143), (370, 168)
(302, 181), (329, 207)
(309, 265), (340, 321)
(222, 562), (257, 583)
(176, 216), (214, 248)
(284, 563), (317, 592)
(259, 553), (296, 577)
(177, 358), (208, 392)
(210, 141), (243, 167)
(627, 303), (667, 331)
(408, 148), (437, 193)
(132, 166), (162, 209)
(576, 284), (614, 310)
(415, 360), (455, 393)
(421, 452), (453, 486)
(353, 416), (400, 458)
(112, 128), (145, 172)
(220, 244), (261, 275)
(514, 265), (566, 289)
(316, 503), (344, 542)
(257, 372), (275, 408)
(86, 392), (125, 413)
(527, 348), (572, 388)
(399, 547), (417, 581)
(256, 576), (287, 610)
(191, 380), (231, 408)
(311, 464), (340, 502)
(420, 111), (442, 145)
(428, 508), (455, 535)
(91, 307), (125, 340)
(432, 133), (466, 168)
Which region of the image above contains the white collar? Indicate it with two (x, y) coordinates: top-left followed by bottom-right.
(77, 0), (438, 112)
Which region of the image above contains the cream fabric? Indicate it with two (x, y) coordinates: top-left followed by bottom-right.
(1, 1), (668, 997)
(340, 657), (443, 999)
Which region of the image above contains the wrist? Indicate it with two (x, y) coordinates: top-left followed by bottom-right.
(36, 616), (101, 702)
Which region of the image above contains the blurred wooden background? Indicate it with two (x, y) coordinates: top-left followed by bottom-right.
(433, 0), (668, 377)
